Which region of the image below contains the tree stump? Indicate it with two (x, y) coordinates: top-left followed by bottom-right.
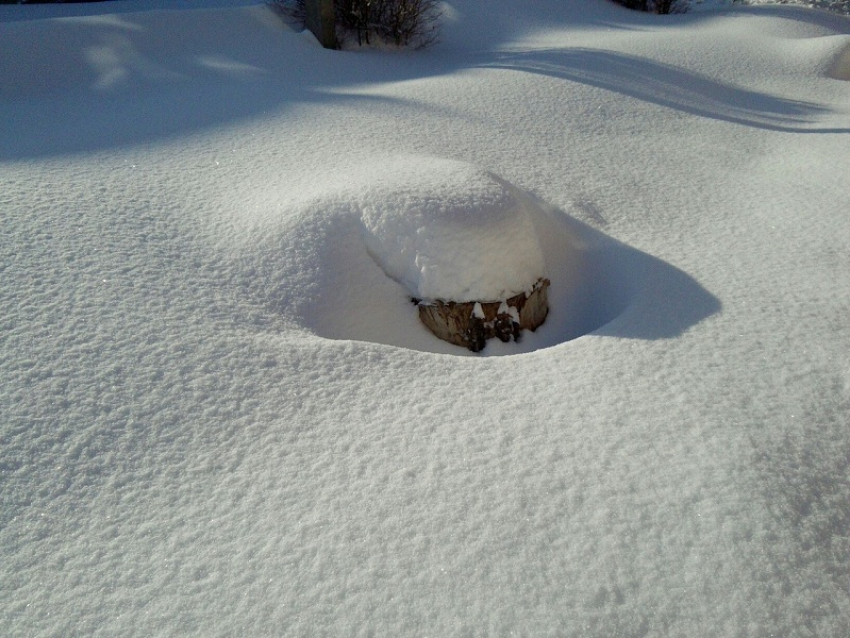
(416, 278), (550, 352)
(305, 0), (336, 49)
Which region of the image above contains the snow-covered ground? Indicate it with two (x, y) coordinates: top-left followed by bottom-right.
(695, 0), (850, 15)
(2, 0), (850, 636)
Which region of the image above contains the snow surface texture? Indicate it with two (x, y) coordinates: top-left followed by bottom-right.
(2, 1), (850, 637)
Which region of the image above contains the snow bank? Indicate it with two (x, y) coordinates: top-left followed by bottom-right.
(355, 157), (546, 302)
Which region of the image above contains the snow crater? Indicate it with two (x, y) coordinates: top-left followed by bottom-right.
(235, 156), (659, 355)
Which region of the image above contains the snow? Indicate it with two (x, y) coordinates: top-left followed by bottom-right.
(351, 157), (546, 303)
(831, 38), (850, 76)
(2, 0), (850, 636)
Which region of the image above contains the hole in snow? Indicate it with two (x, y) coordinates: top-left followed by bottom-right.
(239, 157), (717, 356)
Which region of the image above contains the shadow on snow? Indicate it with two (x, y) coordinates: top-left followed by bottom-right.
(0, 3), (847, 160)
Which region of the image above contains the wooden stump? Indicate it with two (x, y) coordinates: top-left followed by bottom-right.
(417, 278), (550, 352)
(305, 0), (336, 49)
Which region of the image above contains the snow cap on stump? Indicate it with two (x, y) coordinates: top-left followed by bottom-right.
(358, 157), (545, 303)
(357, 157), (549, 351)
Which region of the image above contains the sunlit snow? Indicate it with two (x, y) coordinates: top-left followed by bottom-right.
(2, 0), (849, 636)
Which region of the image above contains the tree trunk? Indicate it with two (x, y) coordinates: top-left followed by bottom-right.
(417, 278), (550, 352)
(305, 0), (336, 48)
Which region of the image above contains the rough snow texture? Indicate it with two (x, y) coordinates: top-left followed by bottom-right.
(2, 1), (850, 637)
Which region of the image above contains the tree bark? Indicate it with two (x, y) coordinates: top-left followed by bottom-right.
(417, 278), (550, 352)
(305, 0), (336, 48)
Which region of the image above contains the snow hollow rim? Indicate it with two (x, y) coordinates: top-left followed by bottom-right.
(277, 204), (719, 356)
(233, 156), (719, 356)
(283, 205), (633, 357)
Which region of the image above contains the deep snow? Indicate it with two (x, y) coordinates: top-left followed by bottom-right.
(2, 1), (850, 636)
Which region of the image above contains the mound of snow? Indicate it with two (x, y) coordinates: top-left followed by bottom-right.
(356, 158), (546, 303)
